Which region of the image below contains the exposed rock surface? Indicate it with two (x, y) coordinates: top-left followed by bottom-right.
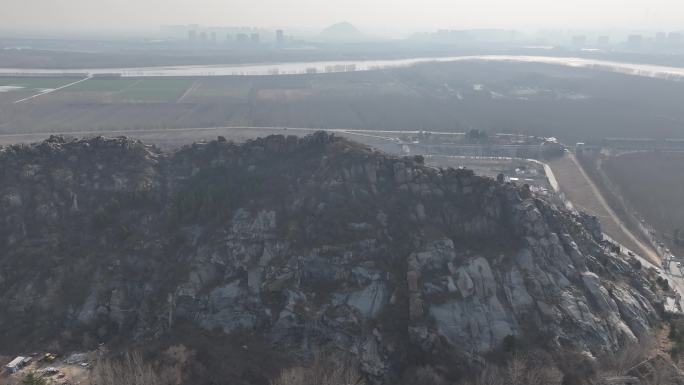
(0, 133), (661, 382)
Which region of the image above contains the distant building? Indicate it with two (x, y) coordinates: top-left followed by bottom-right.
(656, 32), (667, 44)
(572, 35), (587, 47)
(627, 34), (643, 48)
(668, 32), (683, 44)
(236, 33), (249, 43)
(597, 35), (610, 45)
(225, 33), (232, 42)
(199, 31), (207, 42)
(210, 31), (217, 43)
(437, 29), (450, 40)
(5, 357), (30, 374)
(575, 142), (601, 156)
(276, 29), (285, 45)
(92, 73), (122, 79)
(604, 137), (657, 150)
(250, 33), (260, 44)
(188, 30), (196, 42)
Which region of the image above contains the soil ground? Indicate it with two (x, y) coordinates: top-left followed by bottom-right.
(602, 151), (684, 258)
(546, 153), (659, 263)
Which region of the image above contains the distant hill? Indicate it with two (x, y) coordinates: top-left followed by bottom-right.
(317, 22), (366, 42)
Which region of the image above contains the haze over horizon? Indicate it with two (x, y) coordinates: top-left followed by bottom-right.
(3, 0), (684, 36)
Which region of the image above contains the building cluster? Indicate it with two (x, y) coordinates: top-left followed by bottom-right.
(410, 28), (684, 52)
(399, 132), (564, 160)
(576, 138), (684, 156)
(161, 25), (289, 47)
(2, 351), (89, 383)
(413, 29), (518, 43)
(569, 31), (684, 51)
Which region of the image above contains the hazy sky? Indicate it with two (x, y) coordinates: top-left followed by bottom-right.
(4, 0), (684, 34)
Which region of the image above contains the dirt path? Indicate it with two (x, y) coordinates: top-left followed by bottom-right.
(561, 153), (661, 264)
(176, 80), (201, 102)
(116, 79), (143, 94)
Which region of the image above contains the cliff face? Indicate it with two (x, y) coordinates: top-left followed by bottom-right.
(0, 133), (660, 381)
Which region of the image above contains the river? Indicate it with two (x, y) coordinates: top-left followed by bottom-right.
(0, 55), (684, 80)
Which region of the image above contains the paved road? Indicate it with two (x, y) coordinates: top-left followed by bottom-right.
(617, 238), (684, 312)
(13, 76), (91, 104)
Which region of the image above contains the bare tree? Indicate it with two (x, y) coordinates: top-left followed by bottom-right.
(506, 355), (527, 385)
(90, 351), (165, 385)
(597, 340), (653, 378)
(271, 353), (364, 385)
(460, 354), (562, 385)
(645, 368), (677, 385)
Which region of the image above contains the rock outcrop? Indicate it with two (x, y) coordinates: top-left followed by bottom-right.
(0, 133), (661, 382)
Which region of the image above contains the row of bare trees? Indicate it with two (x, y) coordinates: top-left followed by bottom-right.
(461, 354), (563, 385)
(271, 354), (365, 385)
(90, 352), (165, 385)
(64, 335), (677, 385)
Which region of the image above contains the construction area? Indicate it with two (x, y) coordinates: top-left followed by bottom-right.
(1, 351), (92, 385)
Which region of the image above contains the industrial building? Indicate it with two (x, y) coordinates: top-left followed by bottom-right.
(5, 356), (30, 374)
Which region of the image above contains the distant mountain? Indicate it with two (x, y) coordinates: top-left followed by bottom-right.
(318, 22), (366, 42)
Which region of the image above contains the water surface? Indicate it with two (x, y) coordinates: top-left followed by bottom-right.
(0, 55), (683, 81)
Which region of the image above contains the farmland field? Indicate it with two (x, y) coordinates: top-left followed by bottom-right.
(0, 76), (78, 103)
(183, 78), (260, 100)
(66, 78), (140, 92)
(546, 154), (650, 256)
(1, 61), (684, 144)
(0, 76), (77, 89)
(117, 79), (195, 102)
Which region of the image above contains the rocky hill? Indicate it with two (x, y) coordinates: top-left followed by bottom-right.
(0, 133), (665, 384)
